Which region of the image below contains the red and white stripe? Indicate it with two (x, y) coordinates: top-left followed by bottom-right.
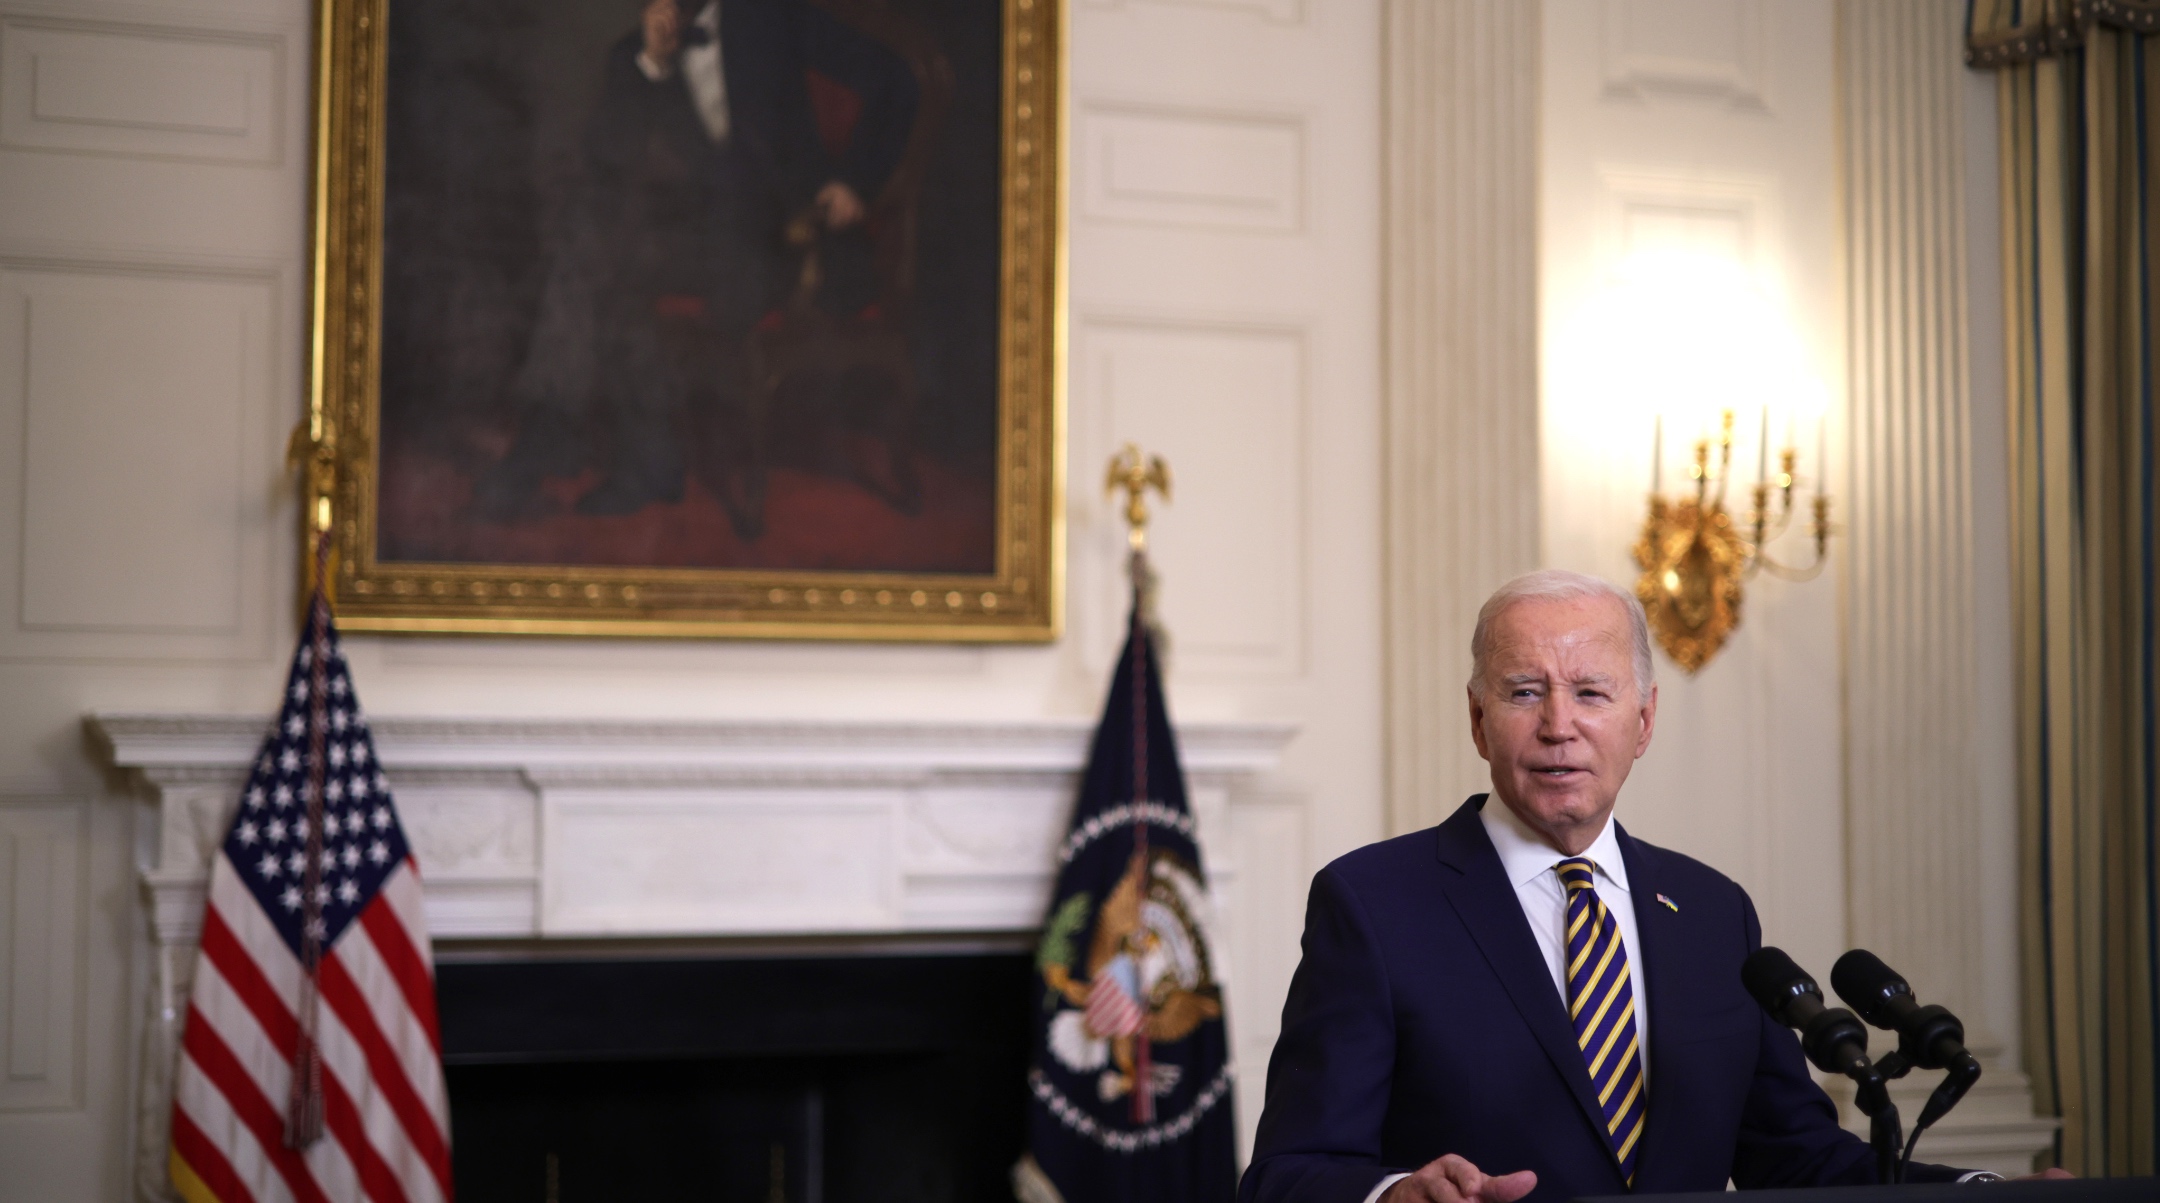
(170, 854), (451, 1203)
(1083, 976), (1146, 1039)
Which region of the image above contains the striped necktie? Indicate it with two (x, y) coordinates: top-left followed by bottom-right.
(1558, 856), (1645, 1186)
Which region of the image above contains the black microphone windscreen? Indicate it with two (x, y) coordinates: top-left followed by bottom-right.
(1831, 949), (1903, 1024)
(1741, 946), (1810, 1014)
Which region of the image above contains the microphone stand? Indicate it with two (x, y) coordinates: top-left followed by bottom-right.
(1846, 1061), (1902, 1185)
(1830, 949), (1985, 1181)
(1871, 1049), (1983, 1181)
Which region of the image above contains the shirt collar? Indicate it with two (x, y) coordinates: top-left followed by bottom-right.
(1478, 795), (1632, 894)
(694, 3), (720, 31)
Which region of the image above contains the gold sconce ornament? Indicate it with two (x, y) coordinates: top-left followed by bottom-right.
(1632, 408), (1833, 673)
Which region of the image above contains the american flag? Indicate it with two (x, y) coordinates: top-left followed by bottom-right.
(167, 593), (450, 1203)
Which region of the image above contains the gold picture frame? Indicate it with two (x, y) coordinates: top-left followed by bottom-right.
(300, 0), (1063, 640)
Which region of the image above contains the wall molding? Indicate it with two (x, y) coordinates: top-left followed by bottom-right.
(0, 793), (87, 1114)
(1076, 100), (1308, 234)
(1599, 0), (1770, 112)
(1082, 0), (1305, 25)
(92, 712), (1300, 942)
(1073, 309), (1312, 679)
(1380, 0), (1541, 833)
(0, 254), (283, 667)
(0, 12), (288, 165)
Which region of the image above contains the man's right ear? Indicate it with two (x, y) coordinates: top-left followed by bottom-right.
(1467, 685), (1491, 760)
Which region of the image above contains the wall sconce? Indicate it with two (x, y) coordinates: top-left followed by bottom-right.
(1632, 408), (1832, 672)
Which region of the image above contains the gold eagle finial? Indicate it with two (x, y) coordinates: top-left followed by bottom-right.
(1105, 443), (1171, 552)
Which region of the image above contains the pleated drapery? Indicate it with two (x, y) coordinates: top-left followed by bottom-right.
(1968, 0), (2160, 1176)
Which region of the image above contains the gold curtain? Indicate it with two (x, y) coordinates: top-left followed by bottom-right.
(1969, 0), (2160, 1176)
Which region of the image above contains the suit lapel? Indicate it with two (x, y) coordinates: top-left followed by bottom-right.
(1617, 822), (1683, 1185)
(1432, 797), (1616, 1164)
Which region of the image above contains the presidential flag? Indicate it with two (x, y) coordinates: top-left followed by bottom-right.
(167, 588), (450, 1203)
(1015, 578), (1237, 1203)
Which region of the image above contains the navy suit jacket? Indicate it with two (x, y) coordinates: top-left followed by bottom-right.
(1242, 796), (1951, 1203)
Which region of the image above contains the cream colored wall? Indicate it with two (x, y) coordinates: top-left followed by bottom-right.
(1540, 0), (1850, 978)
(0, 0), (1382, 1191)
(0, 0), (2052, 1191)
(1538, 1), (2047, 1168)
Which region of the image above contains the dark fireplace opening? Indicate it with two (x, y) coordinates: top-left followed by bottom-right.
(438, 949), (1032, 1203)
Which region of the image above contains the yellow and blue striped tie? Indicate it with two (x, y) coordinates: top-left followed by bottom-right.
(1558, 857), (1645, 1186)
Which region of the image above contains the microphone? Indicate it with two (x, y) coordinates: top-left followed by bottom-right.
(1741, 947), (1879, 1082)
(1831, 949), (1976, 1070)
(1743, 947), (1900, 1183)
(1832, 950), (1984, 1133)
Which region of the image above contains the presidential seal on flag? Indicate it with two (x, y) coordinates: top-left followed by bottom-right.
(1037, 845), (1222, 1109)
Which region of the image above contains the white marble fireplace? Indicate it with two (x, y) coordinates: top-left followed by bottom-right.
(91, 712), (1301, 1192)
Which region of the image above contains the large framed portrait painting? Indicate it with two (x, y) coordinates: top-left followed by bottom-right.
(303, 0), (1060, 638)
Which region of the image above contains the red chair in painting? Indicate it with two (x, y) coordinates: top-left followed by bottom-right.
(740, 0), (953, 530)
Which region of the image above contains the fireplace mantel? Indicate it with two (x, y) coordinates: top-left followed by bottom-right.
(92, 711), (1302, 1192)
(91, 712), (1298, 943)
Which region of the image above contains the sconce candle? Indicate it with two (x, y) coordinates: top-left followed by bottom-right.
(1816, 414), (1827, 491)
(1652, 414), (1662, 494)
(1757, 405), (1769, 486)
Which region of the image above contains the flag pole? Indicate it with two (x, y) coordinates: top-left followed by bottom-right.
(1129, 555), (1153, 1123)
(1106, 443), (1170, 1125)
(285, 504), (333, 1149)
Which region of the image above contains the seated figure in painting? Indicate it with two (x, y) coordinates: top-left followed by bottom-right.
(474, 0), (919, 536)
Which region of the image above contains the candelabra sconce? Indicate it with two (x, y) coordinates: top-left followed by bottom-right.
(1631, 409), (1834, 673)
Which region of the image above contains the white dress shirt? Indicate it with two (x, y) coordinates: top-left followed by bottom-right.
(636, 2), (733, 144)
(1363, 800), (1652, 1203)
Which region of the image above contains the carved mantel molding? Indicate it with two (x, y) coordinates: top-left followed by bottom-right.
(90, 712), (1298, 943)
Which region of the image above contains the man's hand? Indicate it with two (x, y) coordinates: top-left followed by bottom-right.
(2018, 1168), (2075, 1181)
(641, 0), (682, 72)
(1383, 1154), (1538, 1203)
(816, 181), (866, 229)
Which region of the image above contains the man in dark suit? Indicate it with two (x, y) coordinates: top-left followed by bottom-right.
(478, 0), (916, 523)
(1241, 570), (2002, 1203)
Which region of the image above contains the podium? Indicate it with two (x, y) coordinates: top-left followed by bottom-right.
(1579, 1180), (2156, 1203)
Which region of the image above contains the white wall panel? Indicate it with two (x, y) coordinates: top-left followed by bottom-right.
(1084, 0), (1304, 24)
(1078, 317), (1306, 675)
(1600, 0), (1768, 109)
(1079, 104), (1304, 233)
(0, 261), (275, 660)
(540, 791), (903, 935)
(0, 17), (283, 164)
(1601, 167), (1770, 262)
(0, 796), (85, 1112)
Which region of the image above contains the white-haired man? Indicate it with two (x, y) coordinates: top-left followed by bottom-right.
(1238, 570), (1997, 1203)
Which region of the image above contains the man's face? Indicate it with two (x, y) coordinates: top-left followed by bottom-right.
(1467, 594), (1657, 855)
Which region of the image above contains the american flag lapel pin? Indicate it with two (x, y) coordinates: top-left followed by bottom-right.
(1656, 893), (1679, 912)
